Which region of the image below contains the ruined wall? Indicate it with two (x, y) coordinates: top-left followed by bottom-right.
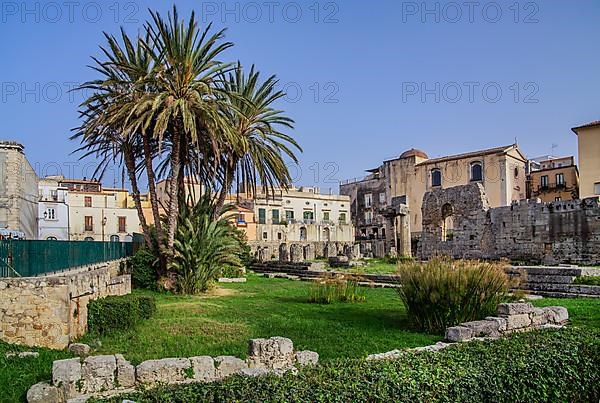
(419, 184), (600, 265)
(248, 241), (355, 263)
(0, 261), (131, 349)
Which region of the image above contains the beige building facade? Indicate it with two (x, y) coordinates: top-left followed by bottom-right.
(0, 141), (38, 239)
(572, 121), (600, 198)
(527, 156), (579, 202)
(340, 144), (528, 251)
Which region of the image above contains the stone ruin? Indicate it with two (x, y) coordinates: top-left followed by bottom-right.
(27, 337), (319, 403)
(419, 183), (600, 266)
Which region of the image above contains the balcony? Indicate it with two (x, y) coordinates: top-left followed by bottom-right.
(536, 182), (568, 192)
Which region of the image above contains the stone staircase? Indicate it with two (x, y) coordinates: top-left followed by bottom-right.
(507, 266), (600, 298)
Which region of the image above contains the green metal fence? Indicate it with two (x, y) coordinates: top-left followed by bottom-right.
(0, 240), (135, 278)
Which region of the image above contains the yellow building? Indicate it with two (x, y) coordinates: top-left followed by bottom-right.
(340, 144), (528, 246)
(572, 121), (600, 198)
(527, 156), (579, 202)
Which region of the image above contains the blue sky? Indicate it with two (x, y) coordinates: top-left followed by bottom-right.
(1, 0), (599, 192)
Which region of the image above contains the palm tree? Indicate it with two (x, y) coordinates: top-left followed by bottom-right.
(213, 62), (302, 217)
(132, 6), (235, 251)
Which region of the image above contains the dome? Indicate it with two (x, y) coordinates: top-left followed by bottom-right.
(399, 148), (428, 159)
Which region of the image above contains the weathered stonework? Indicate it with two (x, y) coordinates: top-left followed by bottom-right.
(30, 337), (319, 403)
(419, 184), (600, 265)
(0, 261), (131, 349)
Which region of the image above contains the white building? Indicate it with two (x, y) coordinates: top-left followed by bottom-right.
(247, 186), (354, 243)
(38, 176), (70, 240)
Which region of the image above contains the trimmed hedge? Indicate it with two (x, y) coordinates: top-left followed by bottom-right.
(88, 294), (156, 335)
(103, 327), (599, 402)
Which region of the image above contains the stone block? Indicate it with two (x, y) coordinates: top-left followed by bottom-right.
(136, 358), (192, 386)
(529, 308), (548, 327)
(445, 326), (473, 342)
(460, 320), (501, 337)
(240, 367), (271, 377)
(247, 337), (295, 370)
(68, 343), (91, 357)
(497, 303), (534, 316)
(115, 354), (136, 388)
(190, 356), (215, 382)
(52, 358), (83, 398)
(504, 313), (532, 330)
(295, 351), (319, 367)
(543, 306), (569, 324)
(485, 317), (508, 332)
(214, 356), (247, 378)
(81, 355), (117, 393)
(27, 382), (62, 403)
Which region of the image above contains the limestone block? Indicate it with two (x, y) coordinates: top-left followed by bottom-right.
(497, 303), (534, 316)
(214, 356), (248, 378)
(52, 358), (83, 398)
(460, 320), (501, 337)
(504, 314), (532, 330)
(543, 306), (569, 324)
(136, 358), (192, 386)
(295, 351), (319, 366)
(485, 317), (508, 332)
(81, 355), (117, 393)
(529, 308), (548, 327)
(190, 356), (215, 382)
(115, 354), (136, 388)
(411, 342), (451, 353)
(247, 337), (295, 370)
(68, 343), (91, 357)
(445, 326), (473, 342)
(27, 382), (62, 403)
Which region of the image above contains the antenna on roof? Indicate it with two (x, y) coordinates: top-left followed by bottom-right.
(551, 143), (558, 156)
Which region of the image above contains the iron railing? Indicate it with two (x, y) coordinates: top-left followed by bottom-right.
(0, 239), (134, 278)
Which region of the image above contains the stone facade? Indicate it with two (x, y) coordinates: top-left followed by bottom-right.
(419, 183), (600, 266)
(28, 337), (318, 403)
(0, 261), (130, 349)
(0, 141), (39, 239)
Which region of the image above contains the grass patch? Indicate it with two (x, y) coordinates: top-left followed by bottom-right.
(532, 297), (600, 329)
(573, 276), (600, 286)
(348, 258), (399, 274)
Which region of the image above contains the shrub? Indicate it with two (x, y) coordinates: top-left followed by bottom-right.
(88, 294), (156, 335)
(104, 328), (600, 403)
(129, 248), (158, 290)
(308, 274), (368, 304)
(171, 194), (244, 294)
(220, 265), (246, 279)
(573, 276), (600, 286)
(396, 258), (509, 333)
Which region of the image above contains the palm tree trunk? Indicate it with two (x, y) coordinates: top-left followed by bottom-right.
(165, 122), (182, 253)
(123, 147), (151, 248)
(213, 159), (235, 220)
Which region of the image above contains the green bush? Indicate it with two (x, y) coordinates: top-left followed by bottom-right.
(88, 294), (156, 335)
(308, 274), (368, 304)
(103, 328), (600, 402)
(130, 248), (158, 290)
(397, 258), (509, 333)
(573, 276), (600, 286)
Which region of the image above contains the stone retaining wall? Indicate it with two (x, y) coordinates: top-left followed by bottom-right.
(506, 266), (600, 298)
(0, 261), (131, 349)
(27, 337), (319, 403)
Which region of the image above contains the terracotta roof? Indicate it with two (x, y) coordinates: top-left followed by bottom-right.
(571, 120), (600, 133)
(416, 144), (520, 166)
(399, 148), (429, 159)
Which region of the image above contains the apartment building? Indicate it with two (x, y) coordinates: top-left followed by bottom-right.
(572, 121), (600, 198)
(38, 176), (70, 240)
(527, 156), (579, 202)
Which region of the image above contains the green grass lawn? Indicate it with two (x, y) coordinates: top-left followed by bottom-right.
(80, 274), (440, 363)
(2, 274), (600, 402)
(350, 259), (399, 274)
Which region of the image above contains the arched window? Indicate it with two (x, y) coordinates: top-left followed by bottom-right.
(470, 161), (483, 182)
(110, 235), (120, 242)
(441, 203), (454, 242)
(431, 169), (442, 187)
(46, 236), (57, 240)
(300, 227), (307, 241)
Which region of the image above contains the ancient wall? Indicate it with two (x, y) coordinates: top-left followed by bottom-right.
(248, 241), (355, 263)
(0, 261), (130, 349)
(419, 183), (600, 265)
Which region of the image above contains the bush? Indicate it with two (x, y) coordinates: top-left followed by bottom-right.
(396, 258), (509, 333)
(308, 274), (368, 304)
(130, 248), (158, 290)
(573, 276), (600, 286)
(88, 294), (156, 335)
(104, 328), (600, 403)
